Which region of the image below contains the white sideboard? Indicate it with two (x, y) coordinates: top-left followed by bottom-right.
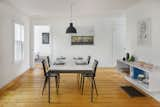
(117, 60), (160, 101)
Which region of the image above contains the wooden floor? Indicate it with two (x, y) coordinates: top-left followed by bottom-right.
(0, 65), (160, 107)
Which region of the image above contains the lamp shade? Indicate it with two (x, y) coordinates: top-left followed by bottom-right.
(66, 22), (77, 34)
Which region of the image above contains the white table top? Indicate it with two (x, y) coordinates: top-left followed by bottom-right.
(49, 59), (93, 73)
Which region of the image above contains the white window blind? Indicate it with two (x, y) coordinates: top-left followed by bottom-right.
(14, 23), (24, 62)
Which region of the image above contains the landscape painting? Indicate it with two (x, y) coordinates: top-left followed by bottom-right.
(71, 36), (94, 45)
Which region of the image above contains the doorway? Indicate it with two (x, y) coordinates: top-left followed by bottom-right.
(32, 25), (52, 66)
(112, 24), (126, 66)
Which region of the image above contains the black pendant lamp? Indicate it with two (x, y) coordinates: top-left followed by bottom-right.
(66, 22), (77, 33)
(66, 2), (77, 34)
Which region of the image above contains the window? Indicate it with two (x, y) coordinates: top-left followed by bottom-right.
(14, 23), (24, 62)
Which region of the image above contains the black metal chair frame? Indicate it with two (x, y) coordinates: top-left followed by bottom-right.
(78, 56), (91, 88)
(47, 56), (50, 67)
(41, 60), (60, 103)
(87, 56), (91, 64)
(80, 60), (98, 102)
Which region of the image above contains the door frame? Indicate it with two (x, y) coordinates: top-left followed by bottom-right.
(30, 24), (52, 67)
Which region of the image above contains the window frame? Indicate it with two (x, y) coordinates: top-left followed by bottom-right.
(14, 22), (25, 63)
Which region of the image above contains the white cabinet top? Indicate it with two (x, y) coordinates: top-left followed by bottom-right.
(117, 59), (160, 73)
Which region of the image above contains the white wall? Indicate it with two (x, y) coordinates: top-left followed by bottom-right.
(126, 0), (160, 66)
(0, 1), (30, 88)
(31, 17), (126, 67)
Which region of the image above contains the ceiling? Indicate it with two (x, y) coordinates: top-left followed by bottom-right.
(4, 0), (142, 17)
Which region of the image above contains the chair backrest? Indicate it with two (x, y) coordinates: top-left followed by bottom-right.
(42, 60), (47, 77)
(87, 56), (91, 64)
(92, 60), (98, 77)
(47, 56), (50, 67)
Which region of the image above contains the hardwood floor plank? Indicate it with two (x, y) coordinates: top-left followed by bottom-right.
(0, 65), (160, 107)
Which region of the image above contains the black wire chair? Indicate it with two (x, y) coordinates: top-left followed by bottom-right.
(80, 60), (99, 102)
(41, 60), (60, 103)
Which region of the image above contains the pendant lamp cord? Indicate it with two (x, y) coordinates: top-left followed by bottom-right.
(70, 1), (73, 22)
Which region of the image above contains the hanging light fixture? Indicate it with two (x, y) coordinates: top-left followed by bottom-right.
(66, 1), (77, 34)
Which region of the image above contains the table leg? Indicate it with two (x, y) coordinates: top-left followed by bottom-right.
(81, 77), (85, 95)
(77, 74), (80, 88)
(48, 77), (50, 103)
(80, 74), (83, 88)
(55, 77), (58, 95)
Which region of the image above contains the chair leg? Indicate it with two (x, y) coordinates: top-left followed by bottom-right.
(88, 78), (92, 88)
(55, 76), (58, 95)
(81, 77), (85, 95)
(93, 79), (98, 96)
(42, 77), (47, 96)
(91, 77), (94, 102)
(48, 77), (50, 103)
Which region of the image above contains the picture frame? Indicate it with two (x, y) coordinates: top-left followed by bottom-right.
(137, 18), (152, 46)
(42, 32), (50, 44)
(71, 36), (94, 45)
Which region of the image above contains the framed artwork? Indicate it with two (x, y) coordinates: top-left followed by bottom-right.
(71, 36), (94, 45)
(42, 32), (49, 44)
(137, 18), (152, 46)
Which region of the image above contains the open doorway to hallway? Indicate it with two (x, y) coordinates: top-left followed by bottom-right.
(32, 25), (52, 66)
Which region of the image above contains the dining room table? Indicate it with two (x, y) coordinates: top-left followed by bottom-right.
(48, 58), (95, 103)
